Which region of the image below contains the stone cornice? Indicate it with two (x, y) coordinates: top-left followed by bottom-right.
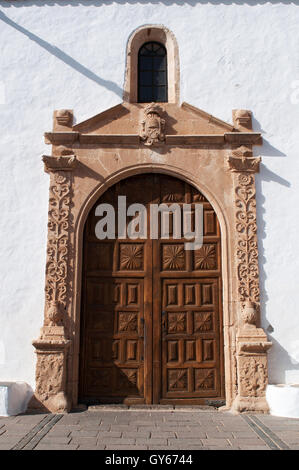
(44, 132), (262, 147)
(32, 338), (71, 351)
(181, 102), (235, 131)
(238, 342), (273, 354)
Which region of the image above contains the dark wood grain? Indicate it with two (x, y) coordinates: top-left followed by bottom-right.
(79, 174), (225, 404)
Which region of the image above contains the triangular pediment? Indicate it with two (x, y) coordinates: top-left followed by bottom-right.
(45, 102), (262, 147)
(72, 102), (235, 135)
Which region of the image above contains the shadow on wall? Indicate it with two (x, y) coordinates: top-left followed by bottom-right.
(253, 116), (295, 384)
(266, 337), (299, 384)
(0, 10), (124, 100)
(1, 0), (299, 7)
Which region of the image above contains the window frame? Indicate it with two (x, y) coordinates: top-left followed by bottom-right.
(138, 41), (168, 103)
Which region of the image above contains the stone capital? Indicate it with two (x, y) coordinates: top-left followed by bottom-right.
(227, 146), (261, 173)
(42, 155), (77, 173)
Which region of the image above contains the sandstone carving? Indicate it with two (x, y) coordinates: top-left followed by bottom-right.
(239, 356), (267, 397)
(32, 101), (272, 414)
(235, 173), (260, 304)
(32, 168), (73, 413)
(31, 345), (70, 413)
(56, 109), (72, 127)
(227, 146), (261, 173)
(233, 109), (252, 130)
(42, 155), (77, 172)
(44, 173), (71, 312)
(46, 300), (65, 327)
(241, 300), (258, 327)
(140, 103), (165, 146)
(230, 162), (272, 413)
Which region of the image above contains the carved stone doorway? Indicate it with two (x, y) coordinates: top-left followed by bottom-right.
(79, 173), (224, 405)
(31, 101), (272, 414)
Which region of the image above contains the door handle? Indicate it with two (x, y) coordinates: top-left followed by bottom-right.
(141, 317), (145, 362)
(140, 317), (145, 338)
(162, 311), (167, 335)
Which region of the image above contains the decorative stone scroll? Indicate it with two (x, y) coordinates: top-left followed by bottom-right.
(228, 145), (272, 413)
(31, 157), (76, 413)
(140, 103), (165, 146)
(235, 173), (260, 304)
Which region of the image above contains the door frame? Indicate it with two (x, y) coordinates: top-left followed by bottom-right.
(32, 103), (271, 414)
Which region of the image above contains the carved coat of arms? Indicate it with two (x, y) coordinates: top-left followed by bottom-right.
(140, 103), (165, 146)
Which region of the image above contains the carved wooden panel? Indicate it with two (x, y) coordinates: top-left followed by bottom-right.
(160, 279), (221, 399)
(80, 174), (224, 404)
(79, 177), (148, 404)
(152, 173), (224, 403)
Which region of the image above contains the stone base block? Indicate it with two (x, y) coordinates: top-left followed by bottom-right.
(231, 395), (269, 414)
(0, 382), (33, 417)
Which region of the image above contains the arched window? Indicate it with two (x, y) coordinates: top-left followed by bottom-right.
(138, 42), (168, 103)
(124, 25), (179, 103)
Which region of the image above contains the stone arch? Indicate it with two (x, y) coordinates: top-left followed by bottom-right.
(123, 24), (180, 103)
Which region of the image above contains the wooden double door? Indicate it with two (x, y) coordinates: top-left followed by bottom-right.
(79, 174), (225, 404)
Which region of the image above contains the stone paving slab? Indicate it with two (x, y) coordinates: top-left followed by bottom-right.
(0, 408), (299, 450)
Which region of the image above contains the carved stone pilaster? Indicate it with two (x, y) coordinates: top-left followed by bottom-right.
(32, 161), (75, 413)
(235, 172), (260, 305)
(228, 154), (272, 413)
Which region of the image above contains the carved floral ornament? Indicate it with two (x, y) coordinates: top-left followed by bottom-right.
(235, 173), (260, 305)
(44, 173), (71, 326)
(239, 356), (268, 397)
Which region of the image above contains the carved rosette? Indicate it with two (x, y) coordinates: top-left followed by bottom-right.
(228, 146), (272, 413)
(32, 160), (75, 413)
(140, 103), (165, 146)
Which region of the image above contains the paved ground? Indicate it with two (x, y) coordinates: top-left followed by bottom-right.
(0, 406), (299, 450)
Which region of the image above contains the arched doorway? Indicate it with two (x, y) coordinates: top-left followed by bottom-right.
(79, 173), (225, 405)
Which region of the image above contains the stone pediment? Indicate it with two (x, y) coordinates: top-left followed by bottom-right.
(45, 102), (262, 147)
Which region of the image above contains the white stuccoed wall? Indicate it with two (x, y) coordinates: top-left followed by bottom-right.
(0, 1), (299, 393)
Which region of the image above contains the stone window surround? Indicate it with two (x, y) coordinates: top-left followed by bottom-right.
(123, 24), (180, 103)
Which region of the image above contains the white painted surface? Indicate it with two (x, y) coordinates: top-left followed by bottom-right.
(0, 1), (298, 394)
(0, 382), (33, 416)
(267, 385), (299, 418)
